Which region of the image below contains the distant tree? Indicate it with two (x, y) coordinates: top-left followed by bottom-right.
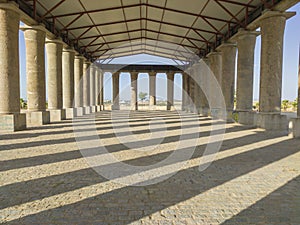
(292, 98), (298, 111)
(20, 98), (27, 109)
(139, 92), (147, 101)
(281, 99), (290, 111)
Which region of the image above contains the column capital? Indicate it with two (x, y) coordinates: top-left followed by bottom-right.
(131, 72), (139, 80)
(230, 28), (260, 42)
(75, 54), (85, 60)
(0, 1), (19, 12)
(207, 51), (222, 58)
(20, 24), (47, 33)
(216, 42), (237, 51)
(63, 46), (76, 53)
(45, 37), (64, 45)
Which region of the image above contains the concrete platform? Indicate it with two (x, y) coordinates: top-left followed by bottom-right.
(0, 113), (26, 131)
(75, 107), (84, 117)
(0, 110), (299, 224)
(84, 106), (92, 114)
(26, 111), (50, 126)
(256, 113), (288, 131)
(48, 109), (66, 122)
(90, 105), (97, 113)
(238, 111), (257, 126)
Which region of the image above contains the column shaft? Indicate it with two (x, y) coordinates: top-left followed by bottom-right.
(83, 61), (90, 107)
(259, 12), (287, 113)
(0, 5), (20, 114)
(236, 30), (259, 111)
(89, 65), (96, 106)
(62, 47), (75, 109)
(182, 73), (188, 111)
(95, 68), (100, 106)
(149, 72), (156, 106)
(193, 64), (201, 113)
(74, 55), (84, 107)
(22, 25), (46, 111)
(131, 72), (138, 110)
(218, 43), (237, 113)
(167, 72), (175, 110)
(112, 72), (120, 110)
(45, 39), (63, 110)
(100, 71), (104, 109)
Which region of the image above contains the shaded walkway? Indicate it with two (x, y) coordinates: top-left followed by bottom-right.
(0, 111), (299, 224)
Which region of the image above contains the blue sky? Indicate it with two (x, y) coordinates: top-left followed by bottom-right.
(19, 3), (300, 101)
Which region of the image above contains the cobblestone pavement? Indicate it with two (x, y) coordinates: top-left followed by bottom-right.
(0, 110), (299, 225)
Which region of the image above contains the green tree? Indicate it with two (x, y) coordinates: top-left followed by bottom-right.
(139, 92), (147, 101)
(281, 99), (290, 111)
(292, 98), (298, 111)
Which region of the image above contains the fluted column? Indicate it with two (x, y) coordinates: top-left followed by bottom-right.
(112, 72), (120, 110)
(131, 72), (138, 110)
(62, 46), (75, 118)
(83, 60), (91, 114)
(45, 38), (65, 121)
(167, 72), (175, 110)
(217, 42), (237, 118)
(0, 2), (26, 131)
(21, 24), (50, 126)
(149, 72), (156, 108)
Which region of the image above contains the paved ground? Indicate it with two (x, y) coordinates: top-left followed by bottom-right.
(0, 110), (299, 225)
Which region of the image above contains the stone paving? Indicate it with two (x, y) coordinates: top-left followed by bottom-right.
(0, 110), (299, 225)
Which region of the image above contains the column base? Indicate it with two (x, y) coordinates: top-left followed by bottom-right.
(112, 104), (120, 110)
(256, 113), (288, 131)
(199, 107), (210, 117)
(90, 105), (97, 113)
(26, 111), (50, 126)
(48, 109), (66, 122)
(96, 105), (101, 112)
(84, 106), (92, 114)
(290, 118), (300, 138)
(237, 111), (258, 126)
(0, 113), (26, 132)
(75, 107), (84, 117)
(65, 108), (76, 119)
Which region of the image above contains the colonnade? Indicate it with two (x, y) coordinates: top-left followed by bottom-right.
(0, 1), (299, 137)
(110, 71), (176, 111)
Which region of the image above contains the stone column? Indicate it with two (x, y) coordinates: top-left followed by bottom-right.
(112, 72), (120, 110)
(291, 47), (300, 137)
(207, 51), (222, 117)
(95, 67), (101, 111)
(188, 68), (195, 112)
(192, 64), (201, 114)
(45, 38), (65, 122)
(217, 42), (237, 120)
(199, 58), (210, 116)
(130, 72), (138, 110)
(149, 72), (156, 109)
(62, 46), (75, 118)
(257, 11), (293, 131)
(167, 72), (175, 110)
(89, 64), (96, 113)
(234, 29), (259, 125)
(99, 71), (104, 110)
(21, 24), (50, 126)
(182, 72), (189, 111)
(83, 60), (91, 114)
(74, 55), (84, 116)
(0, 2), (26, 131)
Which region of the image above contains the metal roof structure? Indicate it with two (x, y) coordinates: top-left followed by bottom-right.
(16, 0), (297, 62)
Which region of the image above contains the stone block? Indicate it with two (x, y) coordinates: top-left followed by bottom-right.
(96, 105), (101, 112)
(238, 111), (257, 126)
(84, 106), (92, 114)
(75, 107), (84, 117)
(90, 105), (97, 113)
(65, 108), (76, 119)
(48, 109), (66, 122)
(26, 111), (50, 127)
(290, 118), (300, 138)
(256, 113), (288, 131)
(0, 113), (26, 132)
